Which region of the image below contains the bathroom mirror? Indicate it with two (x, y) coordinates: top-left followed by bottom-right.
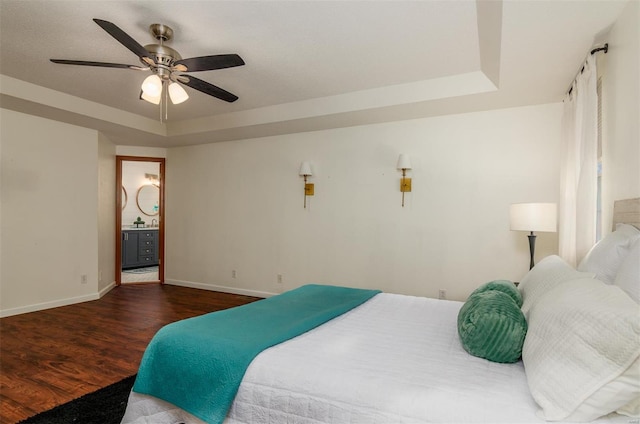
(136, 184), (160, 216)
(122, 187), (128, 210)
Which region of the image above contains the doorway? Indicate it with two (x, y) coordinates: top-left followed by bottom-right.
(116, 156), (165, 285)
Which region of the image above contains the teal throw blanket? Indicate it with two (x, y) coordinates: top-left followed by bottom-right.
(133, 284), (380, 423)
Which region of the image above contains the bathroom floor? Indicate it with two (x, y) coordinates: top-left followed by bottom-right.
(121, 266), (159, 284)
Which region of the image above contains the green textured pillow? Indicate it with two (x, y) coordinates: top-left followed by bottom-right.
(457, 291), (527, 363)
(469, 279), (522, 307)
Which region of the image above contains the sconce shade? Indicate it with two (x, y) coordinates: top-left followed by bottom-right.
(141, 75), (163, 97)
(510, 203), (557, 232)
(299, 161), (313, 176)
(168, 82), (189, 104)
(397, 154), (412, 170)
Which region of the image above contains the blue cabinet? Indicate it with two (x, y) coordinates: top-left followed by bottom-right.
(122, 229), (158, 269)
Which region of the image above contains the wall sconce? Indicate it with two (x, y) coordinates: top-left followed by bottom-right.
(510, 202), (558, 270)
(145, 173), (159, 185)
(397, 154), (412, 207)
(299, 162), (314, 208)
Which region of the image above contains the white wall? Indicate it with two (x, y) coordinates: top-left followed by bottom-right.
(98, 133), (116, 292)
(601, 0), (640, 232)
(0, 109), (99, 315)
(166, 103), (562, 301)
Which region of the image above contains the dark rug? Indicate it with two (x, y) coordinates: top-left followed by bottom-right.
(18, 375), (136, 424)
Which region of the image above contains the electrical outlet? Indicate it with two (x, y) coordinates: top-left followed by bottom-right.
(438, 289), (446, 300)
(81, 274), (88, 285)
(232, 270), (237, 278)
(277, 274), (283, 284)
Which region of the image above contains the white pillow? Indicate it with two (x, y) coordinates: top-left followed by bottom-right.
(522, 278), (640, 422)
(518, 255), (594, 317)
(614, 237), (640, 303)
(618, 391), (640, 417)
(578, 223), (640, 284)
(568, 355), (640, 421)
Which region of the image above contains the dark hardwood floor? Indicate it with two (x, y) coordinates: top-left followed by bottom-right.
(0, 284), (260, 423)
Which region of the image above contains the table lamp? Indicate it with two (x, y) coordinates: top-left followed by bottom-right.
(510, 203), (557, 270)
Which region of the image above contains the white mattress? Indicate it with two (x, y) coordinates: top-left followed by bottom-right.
(122, 293), (628, 424)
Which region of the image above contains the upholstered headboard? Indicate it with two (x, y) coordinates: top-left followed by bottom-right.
(613, 198), (640, 230)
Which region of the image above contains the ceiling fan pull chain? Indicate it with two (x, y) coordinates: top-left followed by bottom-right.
(159, 85), (163, 124)
(164, 82), (169, 121)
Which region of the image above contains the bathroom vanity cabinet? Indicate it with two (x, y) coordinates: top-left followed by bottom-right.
(122, 229), (158, 269)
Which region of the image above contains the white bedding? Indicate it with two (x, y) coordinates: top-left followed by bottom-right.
(122, 293), (629, 424)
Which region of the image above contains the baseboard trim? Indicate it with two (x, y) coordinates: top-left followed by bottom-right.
(0, 292), (100, 318)
(165, 279), (276, 299)
(0, 280), (271, 318)
(99, 281), (117, 298)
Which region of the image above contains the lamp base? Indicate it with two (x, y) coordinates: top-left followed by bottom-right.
(528, 232), (537, 270)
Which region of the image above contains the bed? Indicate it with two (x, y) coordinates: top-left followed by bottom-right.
(121, 198), (640, 424)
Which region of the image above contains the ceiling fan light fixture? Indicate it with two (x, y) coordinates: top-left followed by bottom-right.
(141, 74), (162, 97)
(141, 90), (161, 105)
(168, 82), (189, 104)
(50, 19), (245, 111)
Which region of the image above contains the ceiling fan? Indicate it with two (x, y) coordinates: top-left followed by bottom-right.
(50, 19), (244, 104)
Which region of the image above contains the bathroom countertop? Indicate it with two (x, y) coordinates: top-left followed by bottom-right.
(122, 226), (159, 231)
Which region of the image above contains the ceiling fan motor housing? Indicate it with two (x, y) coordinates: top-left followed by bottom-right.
(144, 24), (181, 80)
(144, 44), (182, 78)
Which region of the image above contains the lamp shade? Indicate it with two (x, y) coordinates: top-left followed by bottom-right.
(510, 203), (557, 232)
(299, 162), (312, 176)
(397, 154), (412, 170)
(141, 90), (161, 105)
(168, 82), (189, 104)
(141, 75), (162, 97)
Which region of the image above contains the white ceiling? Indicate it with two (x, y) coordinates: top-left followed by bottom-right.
(0, 0), (627, 147)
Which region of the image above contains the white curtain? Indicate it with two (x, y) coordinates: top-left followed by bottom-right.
(559, 54), (598, 267)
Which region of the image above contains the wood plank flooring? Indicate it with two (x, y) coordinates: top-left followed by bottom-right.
(0, 284), (260, 423)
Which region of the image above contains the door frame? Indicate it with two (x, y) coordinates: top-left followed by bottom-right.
(116, 155), (166, 285)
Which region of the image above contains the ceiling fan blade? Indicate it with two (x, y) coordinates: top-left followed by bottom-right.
(50, 59), (148, 71)
(174, 54), (245, 72)
(181, 75), (239, 103)
(93, 18), (150, 60)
